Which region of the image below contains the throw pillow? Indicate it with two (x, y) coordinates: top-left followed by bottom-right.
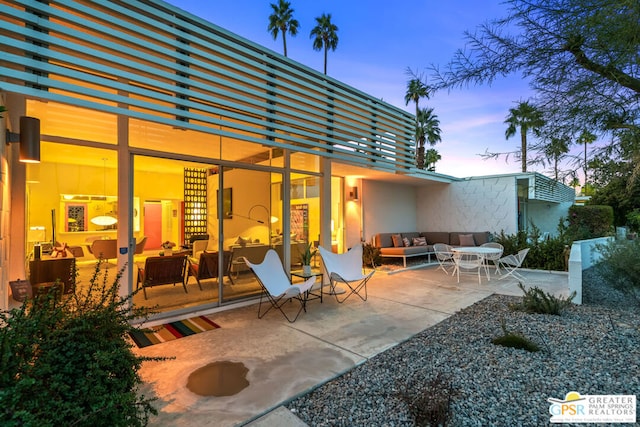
(391, 234), (403, 247)
(413, 237), (427, 246)
(402, 237), (411, 247)
(458, 234), (476, 246)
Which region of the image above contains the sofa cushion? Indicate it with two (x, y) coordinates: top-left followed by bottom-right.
(458, 234), (476, 246)
(402, 237), (411, 247)
(391, 234), (403, 247)
(373, 233), (395, 248)
(421, 232), (450, 245)
(472, 232), (491, 245)
(380, 246), (432, 256)
(449, 232), (490, 246)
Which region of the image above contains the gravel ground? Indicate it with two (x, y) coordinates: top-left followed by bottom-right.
(286, 266), (640, 426)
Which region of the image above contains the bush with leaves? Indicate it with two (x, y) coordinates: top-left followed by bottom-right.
(511, 283), (576, 315)
(0, 260), (162, 426)
(566, 205), (614, 241)
(362, 242), (382, 268)
(596, 239), (640, 305)
(494, 219), (571, 271)
(491, 318), (539, 352)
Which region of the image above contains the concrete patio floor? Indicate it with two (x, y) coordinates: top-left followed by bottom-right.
(134, 264), (569, 427)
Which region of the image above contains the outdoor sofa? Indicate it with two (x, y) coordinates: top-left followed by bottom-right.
(373, 231), (491, 267)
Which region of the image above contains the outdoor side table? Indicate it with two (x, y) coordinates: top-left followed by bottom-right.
(291, 270), (324, 305)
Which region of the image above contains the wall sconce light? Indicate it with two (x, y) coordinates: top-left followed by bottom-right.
(5, 116), (41, 163)
(348, 186), (359, 200)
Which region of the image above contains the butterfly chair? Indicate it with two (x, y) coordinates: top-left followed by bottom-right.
(452, 251), (484, 285)
(433, 243), (455, 275)
(498, 248), (530, 281)
(136, 254), (189, 299)
(318, 243), (375, 303)
(242, 249), (316, 323)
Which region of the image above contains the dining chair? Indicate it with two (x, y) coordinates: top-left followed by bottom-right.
(433, 243), (455, 275)
(480, 242), (504, 275)
(498, 248), (530, 281)
(452, 251), (484, 284)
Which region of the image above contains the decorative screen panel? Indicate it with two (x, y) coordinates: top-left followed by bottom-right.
(184, 168), (208, 244)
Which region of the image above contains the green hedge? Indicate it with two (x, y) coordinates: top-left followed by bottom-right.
(566, 205), (614, 240)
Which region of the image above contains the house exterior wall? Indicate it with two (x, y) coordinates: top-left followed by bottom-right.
(416, 176), (518, 235)
(362, 180), (417, 243)
(527, 200), (573, 236)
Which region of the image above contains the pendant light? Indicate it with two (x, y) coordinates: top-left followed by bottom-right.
(90, 158), (117, 227)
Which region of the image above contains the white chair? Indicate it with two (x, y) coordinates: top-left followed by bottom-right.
(480, 242), (504, 275)
(242, 249), (316, 323)
(318, 243), (374, 303)
(452, 251), (484, 284)
(498, 248), (530, 281)
(433, 243), (455, 275)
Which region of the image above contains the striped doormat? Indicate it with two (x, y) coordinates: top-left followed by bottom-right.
(129, 315), (220, 348)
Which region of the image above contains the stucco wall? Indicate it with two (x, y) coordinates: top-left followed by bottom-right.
(416, 176), (518, 235)
(527, 200), (573, 236)
(362, 180), (417, 244)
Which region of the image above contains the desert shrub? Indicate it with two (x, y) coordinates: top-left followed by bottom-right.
(512, 283), (576, 315)
(362, 242), (382, 268)
(0, 261), (162, 427)
(492, 333), (540, 352)
(491, 318), (539, 352)
(566, 205), (614, 240)
(596, 239), (640, 305)
(398, 372), (456, 427)
(494, 223), (570, 271)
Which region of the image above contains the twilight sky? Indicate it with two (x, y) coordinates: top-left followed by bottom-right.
(164, 0), (584, 179)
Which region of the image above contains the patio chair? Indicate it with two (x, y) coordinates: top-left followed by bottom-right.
(498, 248), (530, 281)
(136, 254), (189, 299)
(242, 249), (316, 323)
(433, 243), (455, 275)
(318, 243), (374, 303)
(480, 242), (504, 275)
(452, 251), (484, 285)
(188, 250), (232, 289)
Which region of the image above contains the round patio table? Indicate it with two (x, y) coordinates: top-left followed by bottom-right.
(451, 246), (502, 280)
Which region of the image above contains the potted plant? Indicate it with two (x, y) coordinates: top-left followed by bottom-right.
(299, 243), (317, 275)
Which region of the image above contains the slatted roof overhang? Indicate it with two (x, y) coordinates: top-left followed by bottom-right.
(0, 0), (424, 176)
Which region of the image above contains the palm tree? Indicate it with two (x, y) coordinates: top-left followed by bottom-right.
(267, 0), (299, 57)
(404, 78), (429, 120)
(504, 101), (545, 172)
(415, 107), (442, 169)
(577, 129), (596, 185)
(425, 148), (441, 172)
(544, 136), (570, 181)
(310, 13), (338, 75)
